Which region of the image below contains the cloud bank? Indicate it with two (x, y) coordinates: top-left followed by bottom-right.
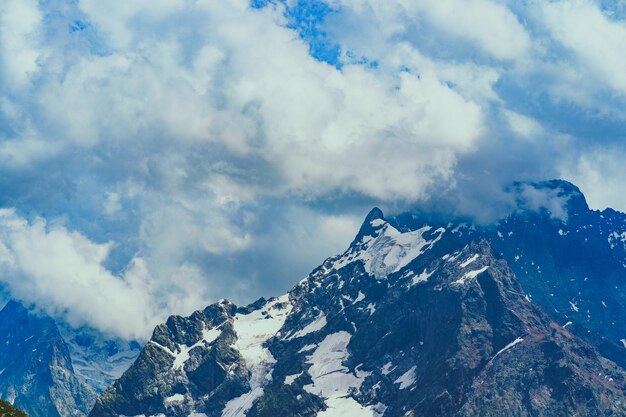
(0, 0), (624, 338)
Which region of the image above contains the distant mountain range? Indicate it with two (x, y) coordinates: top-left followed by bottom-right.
(0, 301), (140, 417)
(1, 180), (625, 416)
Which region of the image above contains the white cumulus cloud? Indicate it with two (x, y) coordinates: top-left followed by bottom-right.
(0, 209), (160, 339)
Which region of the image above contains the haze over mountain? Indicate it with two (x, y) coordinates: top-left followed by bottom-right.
(0, 301), (140, 417)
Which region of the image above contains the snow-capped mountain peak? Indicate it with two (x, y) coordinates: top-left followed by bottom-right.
(89, 185), (626, 416)
(330, 212), (445, 280)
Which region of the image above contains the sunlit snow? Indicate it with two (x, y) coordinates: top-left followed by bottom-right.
(452, 266), (489, 286)
(286, 312), (327, 340)
(394, 366), (416, 389)
(302, 331), (383, 416)
(222, 295), (292, 417)
(332, 219), (445, 279)
(459, 254), (479, 268)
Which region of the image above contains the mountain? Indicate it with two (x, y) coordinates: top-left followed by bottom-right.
(89, 180), (626, 417)
(0, 399), (28, 417)
(59, 325), (142, 393)
(397, 180), (626, 365)
(0, 301), (141, 417)
(0, 301), (96, 417)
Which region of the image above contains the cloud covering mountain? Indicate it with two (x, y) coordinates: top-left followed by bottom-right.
(0, 0), (624, 339)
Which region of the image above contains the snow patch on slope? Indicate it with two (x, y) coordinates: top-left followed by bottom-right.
(332, 220), (445, 279)
(381, 362), (394, 375)
(303, 331), (383, 416)
(164, 393), (185, 403)
(410, 269), (433, 287)
(317, 397), (385, 417)
(148, 340), (191, 371)
(394, 366), (416, 390)
(221, 387), (263, 417)
(285, 312), (327, 340)
(460, 254), (479, 268)
(284, 372), (302, 385)
(353, 291), (366, 304)
(299, 343), (317, 353)
(452, 266), (490, 286)
(222, 295), (292, 417)
(304, 331), (363, 396)
(608, 231), (626, 249)
(149, 321), (225, 371)
(492, 337), (524, 361)
(233, 295), (292, 382)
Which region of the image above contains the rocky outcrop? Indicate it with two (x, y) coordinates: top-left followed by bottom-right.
(401, 180), (626, 361)
(0, 399), (28, 417)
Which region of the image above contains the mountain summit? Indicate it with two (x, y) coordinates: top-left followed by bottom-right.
(89, 180), (626, 417)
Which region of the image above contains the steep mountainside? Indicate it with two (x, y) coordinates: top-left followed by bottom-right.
(59, 325), (141, 393)
(90, 194), (626, 417)
(0, 399), (28, 417)
(391, 180), (626, 364)
(0, 302), (96, 417)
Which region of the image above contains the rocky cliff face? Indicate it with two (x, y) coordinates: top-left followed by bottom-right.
(396, 180), (626, 364)
(89, 190), (626, 417)
(0, 301), (96, 417)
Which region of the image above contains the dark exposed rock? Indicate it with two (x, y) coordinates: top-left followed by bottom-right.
(0, 398), (29, 417)
(403, 180), (626, 359)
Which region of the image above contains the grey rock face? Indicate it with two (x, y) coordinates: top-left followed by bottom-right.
(90, 199), (626, 417)
(393, 180), (626, 361)
(91, 302), (251, 417)
(0, 301), (97, 417)
(59, 324), (141, 393)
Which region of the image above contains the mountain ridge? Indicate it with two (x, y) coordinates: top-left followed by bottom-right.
(88, 180), (626, 416)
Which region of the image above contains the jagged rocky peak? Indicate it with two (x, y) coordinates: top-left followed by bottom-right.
(482, 182), (626, 350)
(89, 197), (626, 417)
(350, 207), (386, 245)
(355, 180), (626, 355)
(333, 208), (446, 281)
(89, 296), (296, 417)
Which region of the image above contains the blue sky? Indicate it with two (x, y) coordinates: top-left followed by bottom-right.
(0, 0), (625, 339)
